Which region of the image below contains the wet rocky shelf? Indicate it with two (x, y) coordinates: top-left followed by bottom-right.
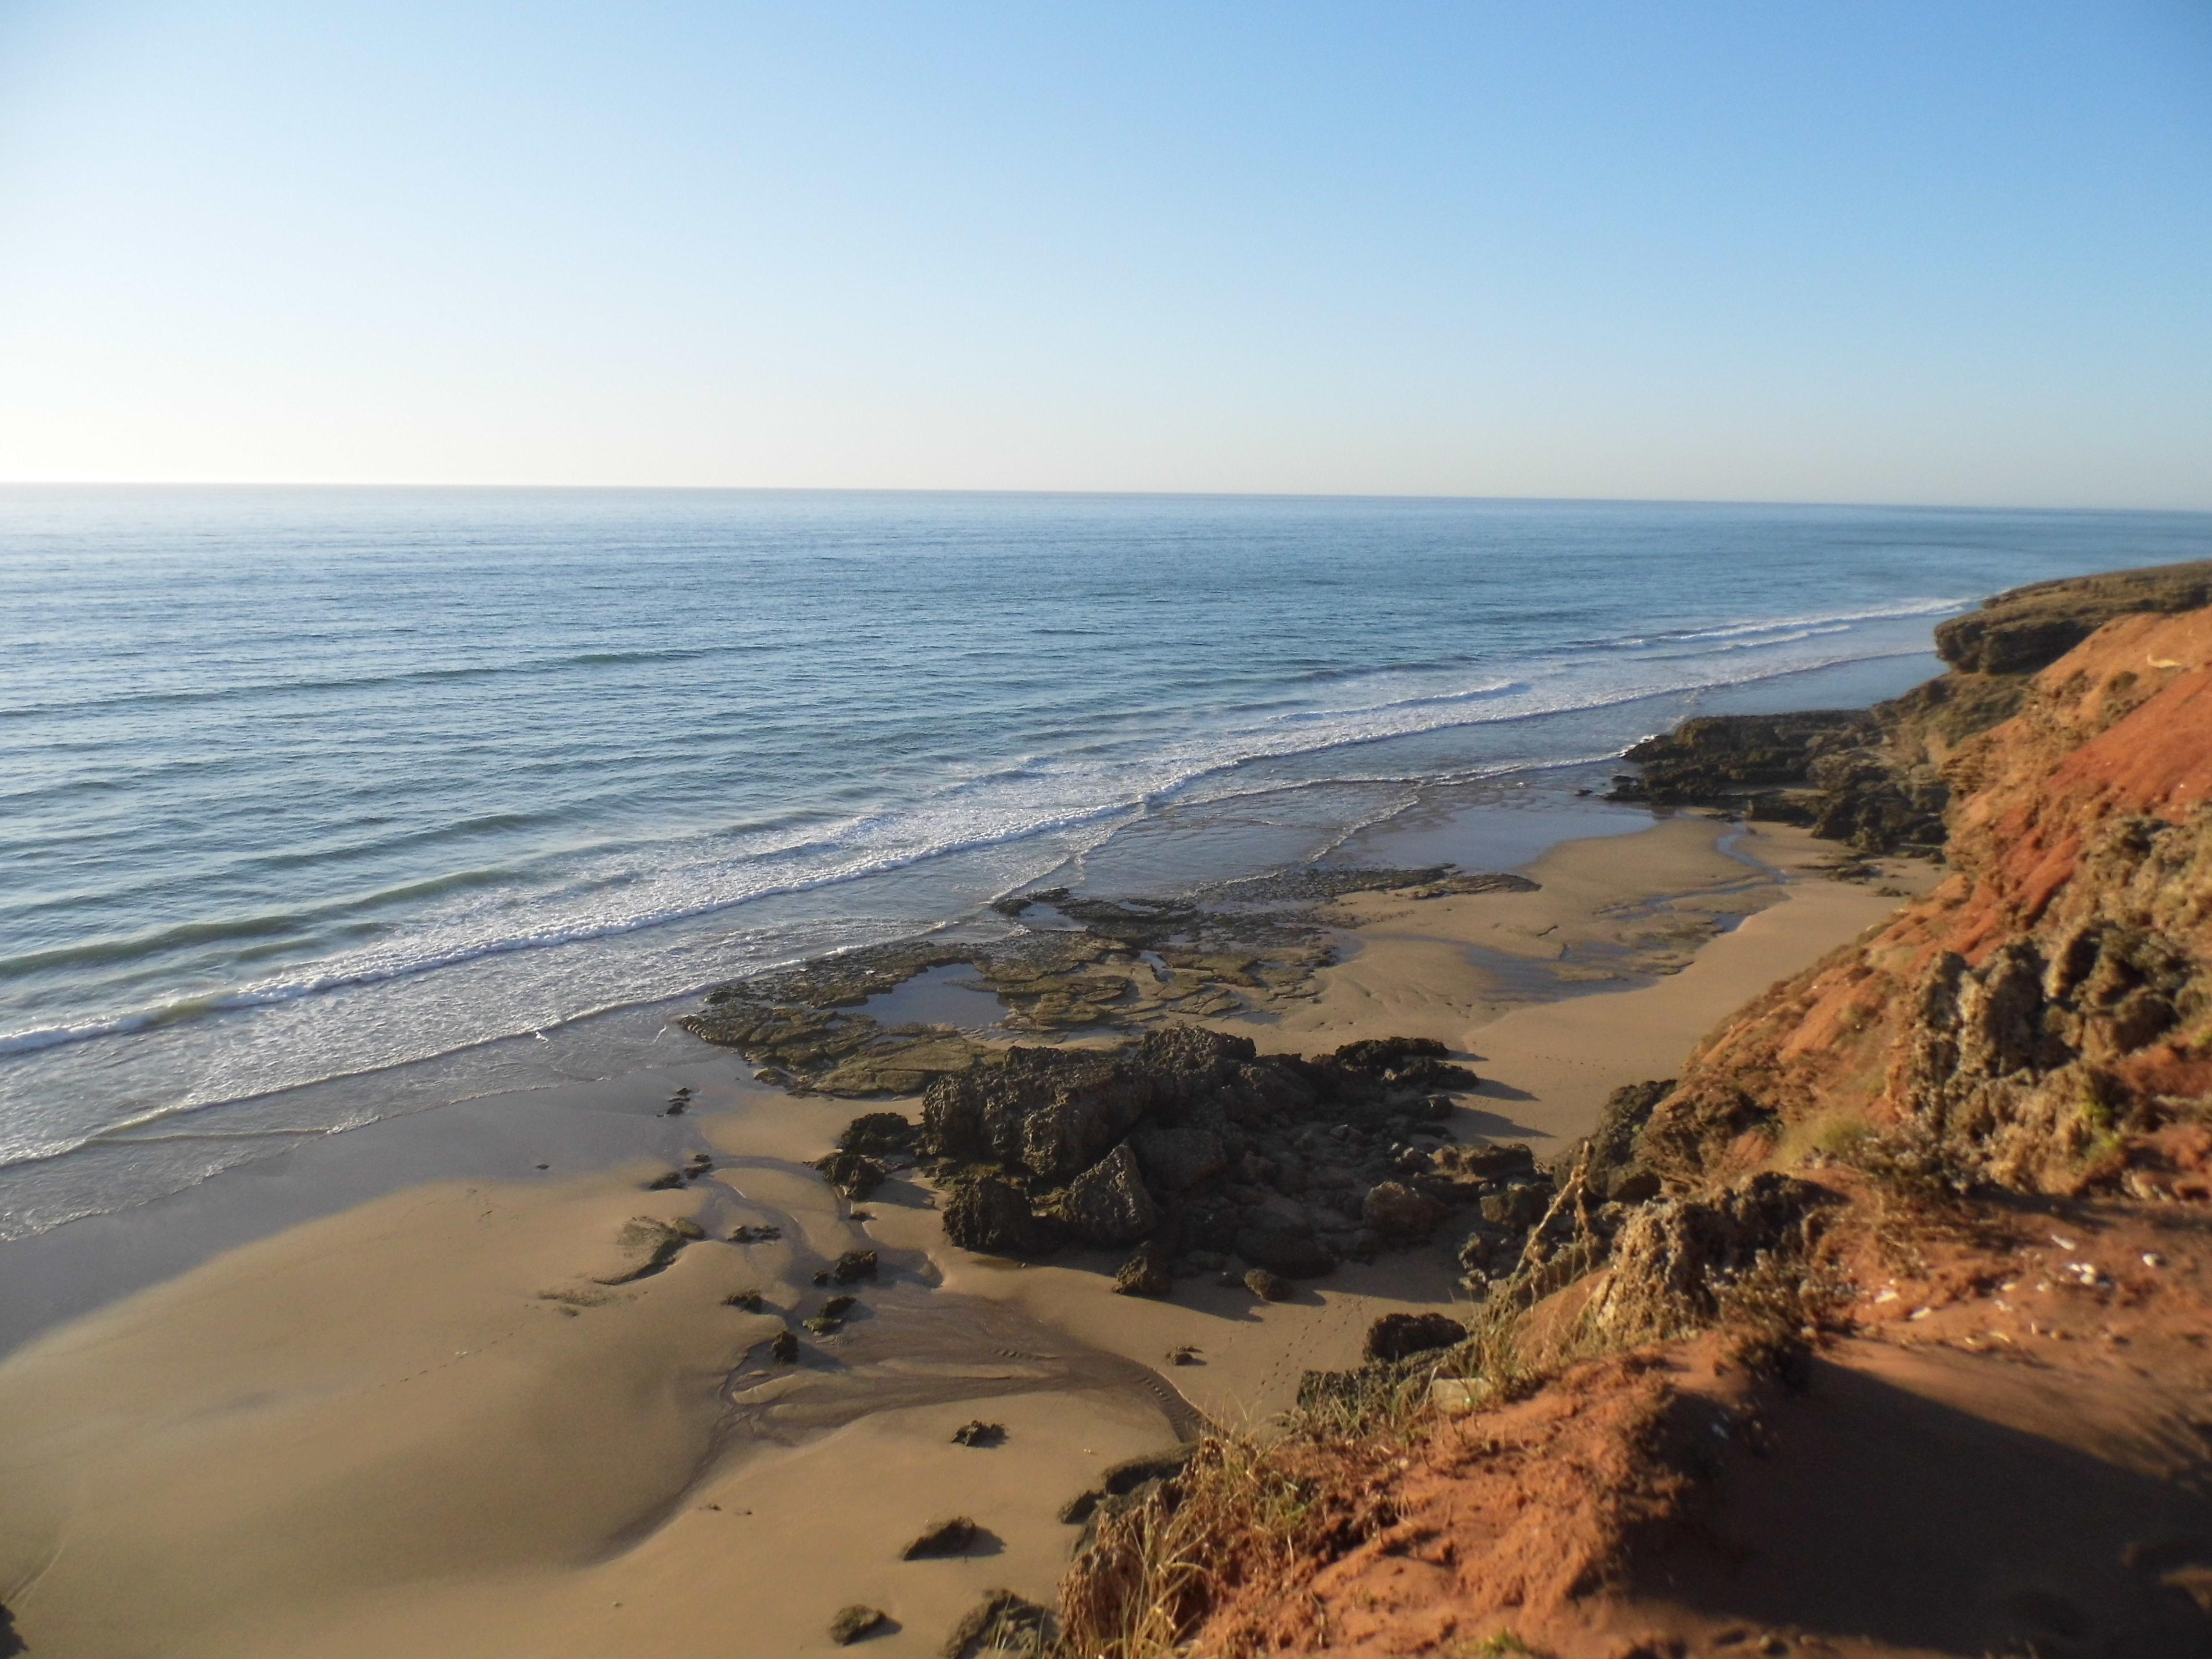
(677, 863), (1538, 1098)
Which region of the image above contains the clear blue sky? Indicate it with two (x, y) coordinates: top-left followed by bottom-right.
(1, 1), (2207, 505)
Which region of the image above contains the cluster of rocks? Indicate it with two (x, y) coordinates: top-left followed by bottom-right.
(886, 1023), (1504, 1283)
(678, 864), (1533, 1098)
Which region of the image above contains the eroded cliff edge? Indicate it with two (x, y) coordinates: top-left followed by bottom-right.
(1051, 580), (2212, 1659)
(1606, 557), (2212, 854)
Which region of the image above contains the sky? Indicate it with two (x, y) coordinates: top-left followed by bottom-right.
(0, 1), (2207, 506)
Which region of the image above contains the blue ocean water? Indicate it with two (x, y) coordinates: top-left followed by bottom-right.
(3, 486), (2207, 1236)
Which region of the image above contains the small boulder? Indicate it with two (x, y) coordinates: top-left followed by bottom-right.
(1479, 1182), (1552, 1230)
(950, 1419), (1006, 1447)
(942, 1589), (1052, 1659)
(1363, 1310), (1467, 1363)
(769, 1329), (799, 1364)
(1244, 1267), (1292, 1302)
(830, 1249), (879, 1284)
(816, 1149), (888, 1199)
(1361, 1181), (1447, 1241)
(1112, 1244), (1175, 1298)
(1234, 1218), (1336, 1279)
(828, 1604), (888, 1646)
(724, 1290), (764, 1311)
(839, 1111), (918, 1156)
(901, 1515), (978, 1560)
(1099, 1443), (1199, 1495)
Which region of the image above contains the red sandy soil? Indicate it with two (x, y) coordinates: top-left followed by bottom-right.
(1177, 608), (2212, 1659)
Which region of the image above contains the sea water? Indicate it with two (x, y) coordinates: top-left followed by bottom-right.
(4, 487), (2207, 1237)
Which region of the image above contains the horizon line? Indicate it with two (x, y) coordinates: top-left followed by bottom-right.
(3, 480), (2209, 518)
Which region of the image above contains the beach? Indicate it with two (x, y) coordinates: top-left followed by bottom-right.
(0, 807), (1933, 1658)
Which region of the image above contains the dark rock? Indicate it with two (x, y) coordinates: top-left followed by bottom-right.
(1364, 1311), (1468, 1363)
(901, 1515), (979, 1560)
(803, 1314), (842, 1335)
(645, 1169), (686, 1191)
(830, 1249), (879, 1284)
(821, 1294), (858, 1317)
(1432, 1141), (1539, 1181)
(951, 1419), (1007, 1447)
(1608, 711), (1874, 809)
(1326, 1036), (1481, 1094)
(1244, 1267), (1292, 1302)
(921, 1045), (1153, 1181)
(730, 1223), (783, 1243)
(724, 1290), (765, 1311)
(769, 1328), (799, 1364)
(1130, 1124), (1229, 1192)
(1112, 1243), (1175, 1298)
(940, 1589), (1052, 1659)
(1131, 1023), (1259, 1102)
(1479, 1182), (1553, 1230)
(1053, 1142), (1159, 1247)
(1361, 1180), (1447, 1241)
(1056, 1489), (1100, 1524)
(839, 1111), (919, 1156)
(1570, 1078), (1674, 1203)
(1167, 1345), (1202, 1366)
(815, 1149), (889, 1199)
(1100, 1443), (1199, 1495)
(829, 1603), (889, 1645)
(943, 1177), (1065, 1258)
(1235, 1217), (1336, 1279)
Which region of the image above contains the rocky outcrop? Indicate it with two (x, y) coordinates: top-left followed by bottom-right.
(1933, 558), (2212, 673)
(918, 1024), (1491, 1279)
(923, 1046), (1153, 1183)
(1586, 1171), (1839, 1342)
(1607, 559), (2212, 855)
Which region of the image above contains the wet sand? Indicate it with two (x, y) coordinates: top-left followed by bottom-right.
(0, 813), (1936, 1658)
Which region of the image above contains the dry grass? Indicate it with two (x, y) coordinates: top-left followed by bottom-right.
(1054, 1434), (1350, 1659)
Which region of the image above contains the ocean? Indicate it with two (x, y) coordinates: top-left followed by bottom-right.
(4, 487), (2207, 1239)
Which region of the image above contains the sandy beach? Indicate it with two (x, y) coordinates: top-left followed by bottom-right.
(0, 812), (1933, 1658)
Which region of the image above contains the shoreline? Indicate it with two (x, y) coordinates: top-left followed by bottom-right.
(0, 801), (1937, 1657)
